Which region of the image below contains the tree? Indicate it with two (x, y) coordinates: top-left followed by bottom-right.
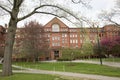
(0, 0), (90, 76)
(100, 36), (120, 57)
(100, 37), (113, 57)
(111, 36), (120, 57)
(15, 21), (49, 62)
(81, 33), (94, 59)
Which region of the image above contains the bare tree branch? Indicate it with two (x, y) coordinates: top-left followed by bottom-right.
(72, 0), (81, 4)
(18, 4), (85, 23)
(17, 0), (24, 7)
(0, 5), (11, 14)
(7, 0), (13, 5)
(35, 11), (63, 18)
(72, 0), (91, 9)
(108, 18), (120, 26)
(36, 11), (78, 25)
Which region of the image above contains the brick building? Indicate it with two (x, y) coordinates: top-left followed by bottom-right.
(44, 18), (97, 59)
(101, 24), (120, 39)
(43, 17), (120, 60)
(13, 17), (120, 60)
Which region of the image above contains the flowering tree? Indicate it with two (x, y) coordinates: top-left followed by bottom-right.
(100, 36), (120, 57)
(111, 36), (120, 56)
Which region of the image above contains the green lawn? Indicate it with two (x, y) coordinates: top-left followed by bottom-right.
(0, 64), (2, 69)
(0, 73), (95, 80)
(0, 73), (66, 80)
(14, 62), (120, 77)
(86, 58), (120, 62)
(102, 58), (120, 62)
(0, 64), (21, 70)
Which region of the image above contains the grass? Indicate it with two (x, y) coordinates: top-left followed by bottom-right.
(13, 62), (120, 77)
(85, 58), (120, 62)
(0, 73), (66, 80)
(0, 73), (95, 80)
(0, 64), (21, 70)
(102, 58), (120, 62)
(0, 64), (2, 69)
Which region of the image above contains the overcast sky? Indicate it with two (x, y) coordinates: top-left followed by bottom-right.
(0, 0), (116, 27)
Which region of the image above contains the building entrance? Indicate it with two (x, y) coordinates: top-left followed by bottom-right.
(54, 50), (59, 59)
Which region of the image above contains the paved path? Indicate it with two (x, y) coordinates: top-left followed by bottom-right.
(11, 65), (120, 80)
(43, 60), (120, 68)
(72, 60), (120, 68)
(1, 61), (120, 80)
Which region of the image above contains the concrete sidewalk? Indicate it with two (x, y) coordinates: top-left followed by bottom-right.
(1, 61), (120, 80)
(11, 65), (120, 80)
(42, 60), (120, 67)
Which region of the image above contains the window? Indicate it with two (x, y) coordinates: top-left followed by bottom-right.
(62, 34), (67, 37)
(52, 36), (60, 40)
(52, 43), (60, 46)
(70, 40), (72, 43)
(73, 35), (75, 37)
(52, 37), (54, 40)
(76, 40), (78, 43)
(75, 35), (77, 37)
(52, 24), (60, 32)
(73, 40), (75, 43)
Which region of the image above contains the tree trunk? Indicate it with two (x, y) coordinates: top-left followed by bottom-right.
(2, 19), (17, 76)
(1, 0), (22, 76)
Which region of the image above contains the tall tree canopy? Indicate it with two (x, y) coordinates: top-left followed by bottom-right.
(14, 21), (49, 62)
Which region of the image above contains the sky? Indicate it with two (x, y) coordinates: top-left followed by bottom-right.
(0, 0), (116, 27)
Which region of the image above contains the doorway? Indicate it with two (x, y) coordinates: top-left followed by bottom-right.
(54, 50), (59, 59)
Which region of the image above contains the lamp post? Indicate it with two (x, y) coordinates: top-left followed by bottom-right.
(97, 26), (102, 65)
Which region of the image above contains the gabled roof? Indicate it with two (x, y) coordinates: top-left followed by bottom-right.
(44, 17), (69, 28)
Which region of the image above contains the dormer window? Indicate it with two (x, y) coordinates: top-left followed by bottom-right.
(52, 24), (60, 32)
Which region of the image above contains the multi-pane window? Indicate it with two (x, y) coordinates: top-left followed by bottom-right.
(52, 43), (60, 46)
(52, 24), (60, 32)
(52, 36), (60, 40)
(62, 38), (67, 43)
(70, 39), (78, 44)
(73, 40), (75, 43)
(76, 40), (78, 43)
(62, 34), (67, 37)
(70, 40), (72, 43)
